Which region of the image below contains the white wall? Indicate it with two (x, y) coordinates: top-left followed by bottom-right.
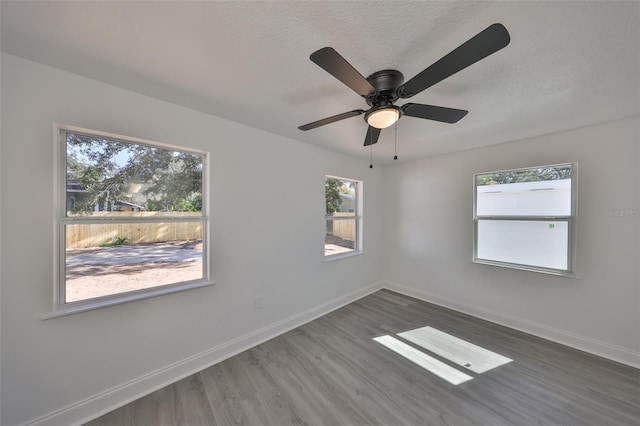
(383, 117), (640, 366)
(0, 54), (384, 426)
(2, 51), (638, 426)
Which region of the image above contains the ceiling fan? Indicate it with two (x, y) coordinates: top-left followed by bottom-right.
(298, 23), (511, 147)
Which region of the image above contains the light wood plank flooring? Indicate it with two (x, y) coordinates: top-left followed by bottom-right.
(86, 290), (640, 425)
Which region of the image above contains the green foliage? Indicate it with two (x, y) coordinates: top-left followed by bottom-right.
(100, 236), (128, 247)
(325, 179), (342, 214)
(145, 193), (201, 212)
(66, 132), (203, 213)
(476, 166), (571, 186)
(325, 178), (355, 214)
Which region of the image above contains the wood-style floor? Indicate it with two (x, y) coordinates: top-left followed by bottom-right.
(86, 290), (640, 425)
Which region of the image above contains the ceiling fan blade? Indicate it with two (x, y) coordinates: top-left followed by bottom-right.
(310, 47), (376, 97)
(363, 126), (381, 146)
(298, 109), (365, 131)
(401, 103), (468, 123)
(399, 23), (510, 98)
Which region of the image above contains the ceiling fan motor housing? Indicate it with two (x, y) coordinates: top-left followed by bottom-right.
(364, 69), (405, 107)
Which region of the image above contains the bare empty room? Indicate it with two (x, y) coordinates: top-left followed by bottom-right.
(0, 2), (638, 425)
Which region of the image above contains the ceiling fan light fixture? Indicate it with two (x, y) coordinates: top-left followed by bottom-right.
(365, 106), (401, 129)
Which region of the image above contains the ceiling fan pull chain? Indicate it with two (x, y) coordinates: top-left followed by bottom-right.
(394, 123), (398, 161)
(369, 142), (373, 169)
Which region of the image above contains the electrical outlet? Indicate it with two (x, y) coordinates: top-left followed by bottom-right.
(255, 296), (263, 309)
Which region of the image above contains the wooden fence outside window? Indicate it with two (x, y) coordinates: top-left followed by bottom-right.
(65, 212), (202, 249)
(327, 212), (356, 242)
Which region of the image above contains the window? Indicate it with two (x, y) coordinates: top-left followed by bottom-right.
(54, 125), (211, 315)
(473, 163), (576, 275)
(325, 176), (362, 258)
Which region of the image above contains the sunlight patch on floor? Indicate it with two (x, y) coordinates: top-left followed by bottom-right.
(374, 326), (512, 385)
(398, 326), (512, 374)
(373, 335), (473, 385)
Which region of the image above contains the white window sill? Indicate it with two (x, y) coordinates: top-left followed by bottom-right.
(43, 279), (215, 319)
(473, 259), (579, 278)
(323, 250), (363, 262)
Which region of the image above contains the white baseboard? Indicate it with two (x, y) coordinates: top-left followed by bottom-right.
(383, 281), (640, 369)
(25, 282), (384, 426)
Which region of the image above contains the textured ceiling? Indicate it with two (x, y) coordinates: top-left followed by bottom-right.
(1, 1), (638, 165)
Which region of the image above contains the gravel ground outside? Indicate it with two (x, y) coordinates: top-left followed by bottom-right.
(65, 241), (203, 302)
(324, 234), (355, 256)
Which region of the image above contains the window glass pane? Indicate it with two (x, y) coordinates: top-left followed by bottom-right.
(477, 220), (568, 270)
(476, 165), (572, 216)
(66, 132), (203, 216)
(65, 222), (203, 303)
(325, 177), (357, 216)
(325, 219), (356, 256)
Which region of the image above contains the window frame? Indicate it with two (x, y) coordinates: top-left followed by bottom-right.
(49, 124), (213, 318)
(472, 163), (577, 276)
(324, 175), (363, 261)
